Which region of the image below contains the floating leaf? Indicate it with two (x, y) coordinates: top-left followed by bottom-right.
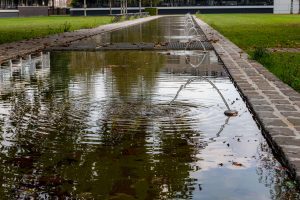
(232, 162), (243, 167)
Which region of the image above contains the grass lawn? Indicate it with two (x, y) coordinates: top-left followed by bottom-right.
(196, 14), (300, 91)
(0, 16), (113, 44)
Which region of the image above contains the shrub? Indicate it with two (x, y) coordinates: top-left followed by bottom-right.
(62, 22), (71, 32)
(252, 47), (270, 60)
(145, 7), (158, 16)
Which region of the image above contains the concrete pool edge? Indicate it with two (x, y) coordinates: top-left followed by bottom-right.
(193, 16), (300, 183)
(0, 15), (162, 64)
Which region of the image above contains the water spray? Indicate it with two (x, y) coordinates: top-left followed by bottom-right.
(170, 77), (238, 117)
(170, 14), (238, 117)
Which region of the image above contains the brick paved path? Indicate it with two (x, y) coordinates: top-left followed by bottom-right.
(0, 16), (161, 64)
(194, 16), (300, 182)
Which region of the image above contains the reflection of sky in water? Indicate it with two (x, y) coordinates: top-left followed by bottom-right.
(0, 53), (51, 148)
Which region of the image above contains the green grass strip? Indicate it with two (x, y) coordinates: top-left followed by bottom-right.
(197, 14), (300, 50)
(0, 16), (113, 44)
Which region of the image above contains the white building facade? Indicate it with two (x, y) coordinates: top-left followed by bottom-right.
(274, 0), (300, 14)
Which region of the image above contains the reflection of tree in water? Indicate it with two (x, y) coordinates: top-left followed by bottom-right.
(94, 51), (198, 199)
(108, 19), (162, 43)
(98, 102), (199, 199)
(104, 51), (163, 99)
(0, 83), (89, 198)
(0, 52), (91, 198)
(256, 141), (300, 199)
(0, 51), (198, 199)
(150, 117), (200, 199)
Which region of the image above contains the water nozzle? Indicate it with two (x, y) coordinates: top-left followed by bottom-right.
(224, 110), (238, 117)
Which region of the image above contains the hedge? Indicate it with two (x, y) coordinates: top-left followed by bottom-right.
(145, 7), (158, 16)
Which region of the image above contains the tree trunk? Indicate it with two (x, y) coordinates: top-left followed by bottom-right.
(139, 0), (141, 15)
(109, 0), (112, 15)
(84, 0), (87, 16)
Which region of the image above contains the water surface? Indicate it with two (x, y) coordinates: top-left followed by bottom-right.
(0, 16), (299, 199)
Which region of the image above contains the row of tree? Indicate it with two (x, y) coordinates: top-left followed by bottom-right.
(71, 0), (275, 7)
(71, 0), (162, 7)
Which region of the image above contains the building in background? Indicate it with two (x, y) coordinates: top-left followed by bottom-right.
(274, 0), (300, 14)
(0, 0), (68, 9)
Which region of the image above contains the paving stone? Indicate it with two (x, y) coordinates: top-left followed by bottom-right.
(275, 105), (297, 112)
(281, 112), (300, 118)
(231, 72), (243, 76)
(273, 137), (300, 146)
(290, 96), (300, 101)
(281, 89), (300, 96)
(281, 148), (300, 161)
(252, 78), (265, 82)
(271, 99), (291, 105)
(247, 95), (265, 100)
(263, 90), (280, 95)
(256, 111), (277, 119)
(240, 87), (256, 92)
(273, 81), (289, 89)
(265, 94), (286, 100)
(291, 161), (300, 173)
(268, 127), (295, 136)
(238, 83), (252, 88)
(234, 80), (249, 84)
(249, 99), (269, 106)
(261, 118), (287, 127)
(288, 118), (300, 126)
(252, 105), (274, 112)
(259, 86), (276, 91)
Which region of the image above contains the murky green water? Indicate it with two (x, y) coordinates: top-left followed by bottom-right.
(0, 16), (299, 199)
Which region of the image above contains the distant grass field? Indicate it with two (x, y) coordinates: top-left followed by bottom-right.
(197, 14), (300, 49)
(0, 16), (113, 44)
(197, 14), (300, 92)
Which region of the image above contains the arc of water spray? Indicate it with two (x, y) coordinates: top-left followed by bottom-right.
(184, 37), (207, 68)
(184, 14), (207, 52)
(169, 77), (230, 112)
(184, 16), (208, 68)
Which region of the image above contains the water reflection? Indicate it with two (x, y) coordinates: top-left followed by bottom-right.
(162, 50), (225, 77)
(0, 53), (50, 97)
(69, 17), (189, 49)
(0, 50), (299, 199)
